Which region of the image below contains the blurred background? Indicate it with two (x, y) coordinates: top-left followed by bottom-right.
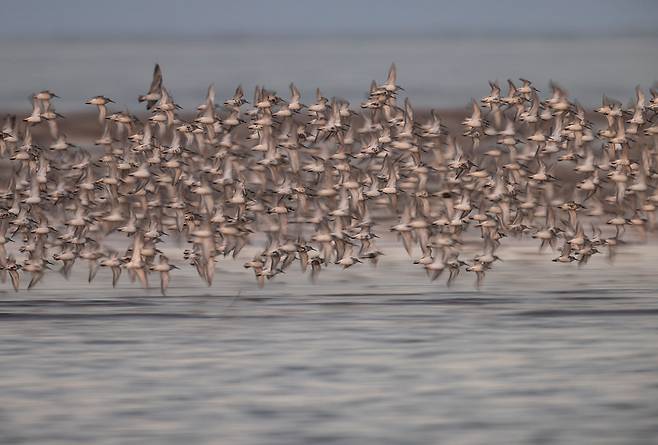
(1, 0), (657, 112)
(2, 3), (658, 445)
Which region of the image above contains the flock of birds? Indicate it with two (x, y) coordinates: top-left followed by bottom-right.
(1, 63), (658, 293)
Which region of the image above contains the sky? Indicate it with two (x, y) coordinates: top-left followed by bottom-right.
(2, 0), (658, 39)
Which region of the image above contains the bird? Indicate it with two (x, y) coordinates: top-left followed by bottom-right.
(150, 255), (178, 295)
(0, 62), (654, 295)
(138, 64), (163, 110)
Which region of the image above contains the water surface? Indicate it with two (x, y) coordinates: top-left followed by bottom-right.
(1, 244), (657, 444)
(1, 36), (657, 111)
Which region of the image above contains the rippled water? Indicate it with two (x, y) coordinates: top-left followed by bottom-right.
(1, 242), (657, 444)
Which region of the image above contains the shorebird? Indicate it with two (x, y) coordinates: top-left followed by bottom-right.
(0, 62), (654, 294)
(150, 255), (177, 295)
(138, 64), (163, 110)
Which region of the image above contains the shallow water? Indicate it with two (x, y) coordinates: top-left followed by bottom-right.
(1, 36), (657, 111)
(1, 243), (658, 444)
